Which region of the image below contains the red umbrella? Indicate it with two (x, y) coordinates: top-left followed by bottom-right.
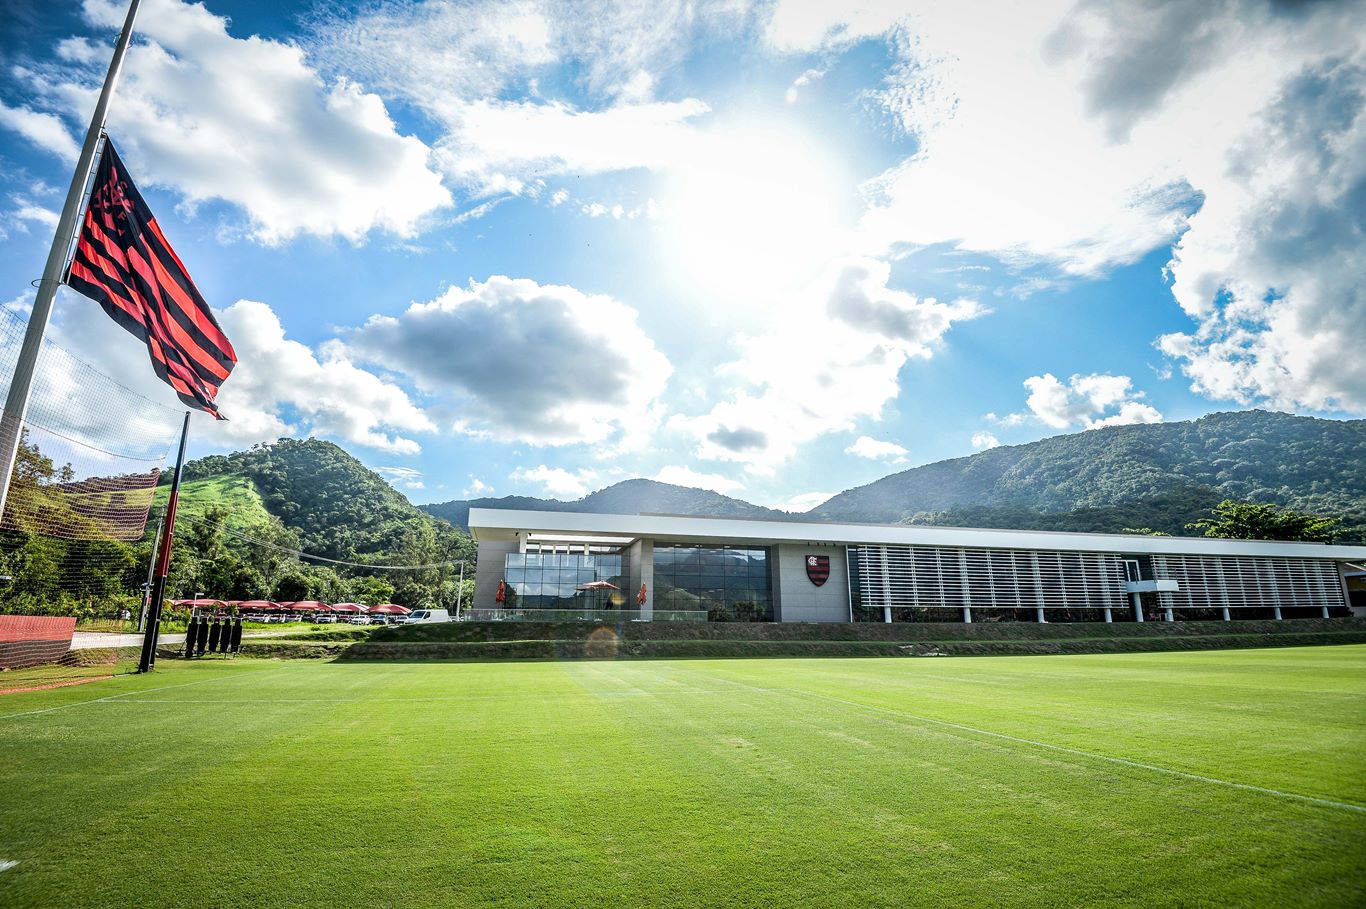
(495, 579), (506, 604)
(329, 602), (368, 613)
(290, 601), (331, 612)
(576, 580), (619, 591)
(370, 603), (411, 615)
(238, 600), (279, 611)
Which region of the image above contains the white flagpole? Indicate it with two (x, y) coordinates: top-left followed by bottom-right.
(0, 0), (142, 523)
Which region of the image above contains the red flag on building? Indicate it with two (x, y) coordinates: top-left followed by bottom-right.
(65, 140), (236, 418)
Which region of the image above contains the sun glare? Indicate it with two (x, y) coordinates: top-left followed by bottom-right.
(658, 120), (855, 311)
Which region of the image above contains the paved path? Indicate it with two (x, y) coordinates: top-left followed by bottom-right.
(68, 631), (292, 650)
(70, 632), (184, 650)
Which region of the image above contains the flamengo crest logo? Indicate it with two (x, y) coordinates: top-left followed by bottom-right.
(806, 555), (830, 587)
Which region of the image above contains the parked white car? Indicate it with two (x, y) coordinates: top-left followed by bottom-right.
(401, 609), (451, 625)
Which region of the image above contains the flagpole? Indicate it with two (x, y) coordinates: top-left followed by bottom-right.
(0, 0), (142, 524)
(138, 409), (190, 673)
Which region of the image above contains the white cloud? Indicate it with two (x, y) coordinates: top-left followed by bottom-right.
(845, 435), (909, 462)
(651, 465), (743, 495)
(463, 476), (493, 497)
(376, 466), (425, 491)
(207, 301), (436, 454)
(772, 0), (1358, 285)
(549, 189), (570, 206)
(345, 275), (672, 447)
(674, 257), (979, 473)
(970, 431), (1000, 450)
(766, 1), (908, 52)
(1014, 373), (1163, 431)
(0, 100), (79, 162)
(785, 68), (825, 104)
(510, 465), (598, 499)
(768, 0), (1366, 414)
(1158, 57), (1366, 413)
(434, 97), (710, 197)
(307, 0), (746, 112)
(782, 490), (836, 512)
(10, 196), (58, 229)
(26, 0), (451, 244)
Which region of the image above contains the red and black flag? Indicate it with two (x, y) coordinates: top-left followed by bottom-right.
(65, 140), (236, 418)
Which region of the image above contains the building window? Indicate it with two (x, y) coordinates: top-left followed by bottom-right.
(503, 544), (625, 610)
(653, 543), (772, 621)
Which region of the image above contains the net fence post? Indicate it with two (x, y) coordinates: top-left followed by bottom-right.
(138, 410), (189, 673)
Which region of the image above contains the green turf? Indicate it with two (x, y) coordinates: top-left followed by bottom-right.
(1, 647), (1363, 908)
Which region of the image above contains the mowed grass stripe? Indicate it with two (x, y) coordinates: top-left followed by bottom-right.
(557, 657), (1362, 907)
(661, 662), (1366, 813)
(691, 649), (1366, 806)
(0, 650), (1362, 908)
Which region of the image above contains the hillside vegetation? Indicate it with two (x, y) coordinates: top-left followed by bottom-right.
(420, 411), (1364, 541)
(150, 475), (272, 532)
(813, 411), (1365, 538)
(162, 438), (472, 563)
(422, 477), (787, 530)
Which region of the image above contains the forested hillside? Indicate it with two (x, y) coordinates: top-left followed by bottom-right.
(812, 411), (1366, 538)
(145, 439), (475, 608)
(423, 411), (1364, 541)
(422, 478), (787, 530)
(162, 438), (471, 562)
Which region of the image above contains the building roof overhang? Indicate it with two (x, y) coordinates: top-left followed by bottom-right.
(468, 509), (1366, 561)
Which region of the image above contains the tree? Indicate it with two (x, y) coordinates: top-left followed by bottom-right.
(1186, 500), (1342, 543)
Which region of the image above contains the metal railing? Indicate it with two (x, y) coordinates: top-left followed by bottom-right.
(459, 608), (708, 623)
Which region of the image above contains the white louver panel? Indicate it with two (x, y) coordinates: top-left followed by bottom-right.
(1151, 555), (1345, 611)
(849, 545), (1129, 610)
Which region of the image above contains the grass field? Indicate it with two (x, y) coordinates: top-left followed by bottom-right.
(1, 647), (1363, 907)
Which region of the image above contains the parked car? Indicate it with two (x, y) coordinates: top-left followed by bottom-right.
(367, 615), (391, 625)
(313, 614), (338, 624)
(401, 609), (451, 625)
(348, 616), (369, 625)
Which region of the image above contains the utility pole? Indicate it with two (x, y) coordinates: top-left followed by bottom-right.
(0, 0), (142, 521)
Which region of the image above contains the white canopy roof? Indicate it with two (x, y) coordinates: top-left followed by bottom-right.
(469, 508), (1366, 561)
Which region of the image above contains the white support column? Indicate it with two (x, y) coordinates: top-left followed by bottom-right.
(1132, 593), (1144, 622)
(883, 606), (892, 624)
(1036, 607), (1046, 623)
(1321, 606), (1330, 619)
(1273, 606), (1283, 620)
(962, 606), (972, 624)
(1164, 608), (1174, 622)
(1103, 607), (1112, 623)
(1221, 607), (1230, 621)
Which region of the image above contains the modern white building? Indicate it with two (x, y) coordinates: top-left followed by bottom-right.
(468, 508), (1366, 623)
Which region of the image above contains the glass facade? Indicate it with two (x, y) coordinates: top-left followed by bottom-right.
(503, 546), (626, 610)
(653, 543), (772, 621)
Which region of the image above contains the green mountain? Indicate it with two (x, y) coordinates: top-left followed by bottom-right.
(420, 411), (1363, 541)
(422, 478), (788, 531)
(158, 438), (473, 563)
(812, 411), (1366, 538)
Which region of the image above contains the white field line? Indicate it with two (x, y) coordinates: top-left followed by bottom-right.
(78, 690), (727, 705)
(0, 860), (18, 873)
(685, 668), (1366, 816)
(0, 668), (288, 721)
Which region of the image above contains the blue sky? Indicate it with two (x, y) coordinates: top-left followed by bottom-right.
(0, 0), (1362, 509)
